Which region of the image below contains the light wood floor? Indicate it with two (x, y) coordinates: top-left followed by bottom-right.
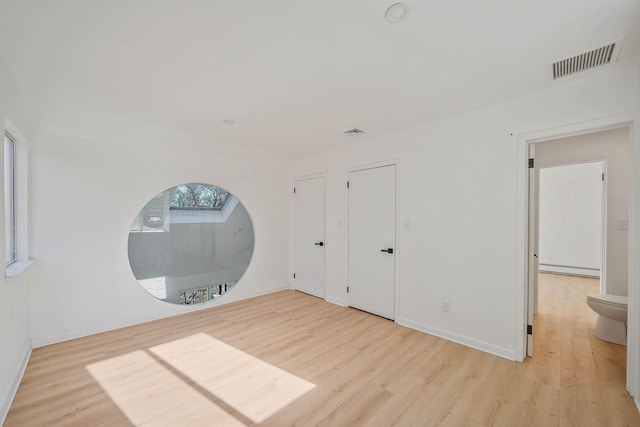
(6, 274), (639, 426)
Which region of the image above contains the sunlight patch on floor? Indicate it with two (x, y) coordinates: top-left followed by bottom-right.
(86, 350), (244, 426)
(86, 333), (315, 426)
(149, 333), (316, 423)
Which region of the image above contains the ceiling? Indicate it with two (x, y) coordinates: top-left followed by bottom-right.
(0, 0), (638, 156)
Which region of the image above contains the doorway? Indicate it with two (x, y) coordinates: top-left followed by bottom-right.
(528, 159), (607, 357)
(525, 127), (630, 372)
(347, 164), (396, 319)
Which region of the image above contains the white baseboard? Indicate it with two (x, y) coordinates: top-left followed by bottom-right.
(395, 316), (516, 361)
(31, 285), (289, 348)
(325, 295), (347, 307)
(539, 264), (599, 278)
(1, 341), (32, 425)
(635, 396), (640, 415)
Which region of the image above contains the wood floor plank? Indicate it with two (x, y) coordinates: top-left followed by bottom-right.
(558, 385), (608, 427)
(5, 274), (639, 426)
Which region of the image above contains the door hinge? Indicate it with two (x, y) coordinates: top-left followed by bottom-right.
(293, 273), (296, 279)
(528, 158), (534, 168)
(602, 173), (605, 181)
(347, 286), (349, 293)
(347, 181), (350, 189)
(527, 324), (533, 335)
(294, 187), (296, 194)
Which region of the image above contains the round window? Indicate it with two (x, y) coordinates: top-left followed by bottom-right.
(127, 183), (254, 304)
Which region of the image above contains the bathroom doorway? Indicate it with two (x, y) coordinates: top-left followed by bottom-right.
(525, 127), (630, 383)
(530, 128), (629, 318)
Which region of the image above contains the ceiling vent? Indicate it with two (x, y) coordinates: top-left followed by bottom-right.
(343, 128), (366, 136)
(552, 41), (620, 80)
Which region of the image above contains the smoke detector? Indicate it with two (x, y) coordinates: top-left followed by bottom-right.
(385, 3), (409, 23)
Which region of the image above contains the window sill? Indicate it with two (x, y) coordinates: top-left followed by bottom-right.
(5, 260), (35, 278)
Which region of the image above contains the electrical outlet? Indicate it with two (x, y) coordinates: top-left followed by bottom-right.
(441, 300), (450, 312)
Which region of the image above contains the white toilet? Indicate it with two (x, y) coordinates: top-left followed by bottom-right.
(586, 294), (628, 345)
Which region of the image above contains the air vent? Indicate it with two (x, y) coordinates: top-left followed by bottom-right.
(343, 128), (365, 136)
(552, 42), (618, 79)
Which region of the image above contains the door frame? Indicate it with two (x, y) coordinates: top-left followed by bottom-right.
(345, 159), (400, 319)
(293, 172), (327, 298)
(515, 112), (639, 401)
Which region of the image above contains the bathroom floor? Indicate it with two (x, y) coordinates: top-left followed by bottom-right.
(521, 272), (637, 424)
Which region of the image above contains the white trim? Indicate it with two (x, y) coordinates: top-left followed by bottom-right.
(0, 341), (31, 425)
(4, 259), (34, 278)
(345, 158), (400, 174)
(601, 160), (609, 294)
(3, 118), (30, 267)
(293, 171), (327, 182)
(31, 284), (289, 348)
(325, 296), (347, 307)
(396, 316), (516, 361)
(536, 158), (609, 169)
(515, 113), (639, 401)
(538, 265), (599, 278)
(628, 116), (640, 400)
(344, 158), (400, 319)
(4, 131), (16, 266)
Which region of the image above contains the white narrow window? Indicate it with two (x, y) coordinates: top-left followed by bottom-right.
(4, 132), (16, 265)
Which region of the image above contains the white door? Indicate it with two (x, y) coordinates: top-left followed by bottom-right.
(294, 176), (325, 298)
(527, 146), (537, 357)
(348, 165), (396, 319)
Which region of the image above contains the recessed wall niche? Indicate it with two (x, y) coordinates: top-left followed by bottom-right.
(127, 183), (254, 304)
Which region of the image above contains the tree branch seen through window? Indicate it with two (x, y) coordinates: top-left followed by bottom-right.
(170, 183), (229, 210)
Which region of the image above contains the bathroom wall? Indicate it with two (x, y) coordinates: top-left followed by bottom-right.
(536, 127), (630, 296)
(538, 161), (604, 277)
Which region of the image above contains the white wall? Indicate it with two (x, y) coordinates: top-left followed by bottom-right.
(27, 117), (292, 346)
(0, 60), (34, 422)
(538, 162), (604, 277)
(1, 59), (639, 423)
(535, 128), (630, 295)
(289, 65), (639, 361)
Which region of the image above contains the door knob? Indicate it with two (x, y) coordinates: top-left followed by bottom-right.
(380, 248), (394, 254)
(314, 242), (324, 246)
